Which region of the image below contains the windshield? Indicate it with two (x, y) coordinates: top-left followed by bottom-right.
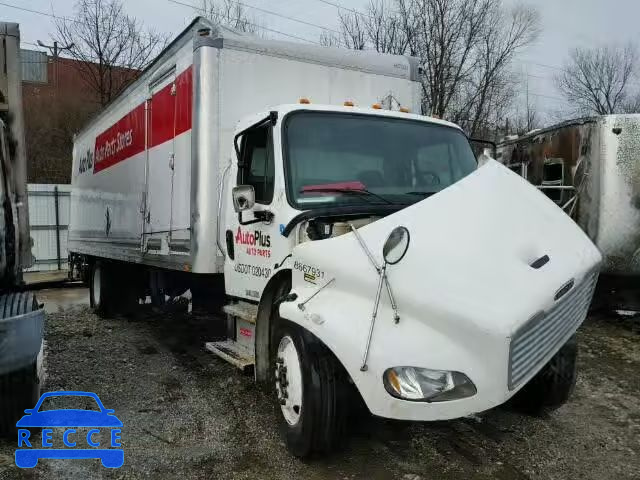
(284, 112), (477, 209)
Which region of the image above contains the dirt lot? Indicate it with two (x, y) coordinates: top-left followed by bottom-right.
(0, 287), (638, 480)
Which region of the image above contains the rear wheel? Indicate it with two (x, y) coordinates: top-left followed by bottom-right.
(90, 261), (111, 317)
(90, 260), (141, 316)
(510, 335), (578, 414)
(273, 321), (348, 457)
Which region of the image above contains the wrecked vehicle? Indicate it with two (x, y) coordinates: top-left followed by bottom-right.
(497, 117), (640, 307)
(68, 17), (602, 456)
(0, 22), (45, 434)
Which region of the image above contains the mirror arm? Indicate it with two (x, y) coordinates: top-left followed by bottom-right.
(238, 210), (273, 226)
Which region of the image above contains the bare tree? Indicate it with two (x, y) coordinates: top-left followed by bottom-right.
(201, 0), (260, 34)
(319, 30), (341, 47)
(333, 0), (540, 137)
(556, 44), (638, 115)
(512, 98), (541, 135)
(337, 10), (367, 50)
(55, 0), (167, 106)
(453, 3), (540, 135)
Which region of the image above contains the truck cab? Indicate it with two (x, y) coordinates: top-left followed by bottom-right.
(211, 102), (602, 457)
(222, 104), (476, 299)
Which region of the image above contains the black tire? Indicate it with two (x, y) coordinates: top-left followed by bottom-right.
(272, 320), (349, 457)
(0, 292), (42, 436)
(510, 335), (578, 415)
(90, 260), (141, 316)
(0, 362), (40, 436)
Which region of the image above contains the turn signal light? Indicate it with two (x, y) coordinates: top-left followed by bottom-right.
(372, 103), (382, 109)
(299, 98), (311, 104)
(344, 101), (354, 107)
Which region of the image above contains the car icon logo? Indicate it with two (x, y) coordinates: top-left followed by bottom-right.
(15, 391), (123, 468)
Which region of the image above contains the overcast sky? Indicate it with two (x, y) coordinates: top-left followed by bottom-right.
(4, 0), (640, 123)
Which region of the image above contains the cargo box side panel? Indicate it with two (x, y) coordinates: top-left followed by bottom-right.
(70, 90), (148, 252)
(69, 40), (195, 270)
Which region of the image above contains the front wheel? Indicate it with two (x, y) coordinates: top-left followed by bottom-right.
(510, 334), (578, 414)
(273, 321), (349, 457)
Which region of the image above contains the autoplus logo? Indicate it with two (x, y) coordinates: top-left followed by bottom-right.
(15, 391), (123, 469)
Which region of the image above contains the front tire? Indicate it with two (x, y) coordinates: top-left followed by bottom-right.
(510, 334), (578, 414)
(273, 321), (348, 457)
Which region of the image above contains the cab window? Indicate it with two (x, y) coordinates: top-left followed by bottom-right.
(239, 127), (274, 204)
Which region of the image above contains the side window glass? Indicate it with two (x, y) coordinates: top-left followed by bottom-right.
(241, 127), (274, 204)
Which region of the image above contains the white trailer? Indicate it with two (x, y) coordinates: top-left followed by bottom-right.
(69, 18), (601, 456)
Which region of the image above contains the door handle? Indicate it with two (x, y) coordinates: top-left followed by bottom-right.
(169, 153), (175, 170)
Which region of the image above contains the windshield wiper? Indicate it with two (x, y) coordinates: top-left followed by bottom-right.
(404, 191), (436, 197)
(300, 187), (395, 205)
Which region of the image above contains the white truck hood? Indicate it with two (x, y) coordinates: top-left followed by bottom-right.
(290, 160), (602, 337)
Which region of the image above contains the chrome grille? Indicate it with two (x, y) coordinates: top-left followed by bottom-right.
(508, 271), (598, 390)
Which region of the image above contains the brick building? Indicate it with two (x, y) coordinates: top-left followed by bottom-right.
(21, 49), (137, 183)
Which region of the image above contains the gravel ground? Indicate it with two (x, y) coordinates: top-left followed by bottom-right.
(0, 288), (638, 479)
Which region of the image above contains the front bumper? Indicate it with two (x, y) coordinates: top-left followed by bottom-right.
(280, 270), (596, 422)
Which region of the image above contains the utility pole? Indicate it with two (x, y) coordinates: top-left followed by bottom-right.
(36, 40), (74, 90)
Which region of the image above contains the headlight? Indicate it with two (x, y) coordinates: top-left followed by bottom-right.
(383, 367), (476, 402)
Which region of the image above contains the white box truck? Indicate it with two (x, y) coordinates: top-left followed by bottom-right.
(68, 18), (602, 456)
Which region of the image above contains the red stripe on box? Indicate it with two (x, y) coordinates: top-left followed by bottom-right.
(93, 66), (193, 174)
(93, 103), (146, 173)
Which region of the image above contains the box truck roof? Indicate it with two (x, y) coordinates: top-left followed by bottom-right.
(77, 16), (421, 138)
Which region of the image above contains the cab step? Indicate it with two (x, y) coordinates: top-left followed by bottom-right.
(223, 302), (258, 324)
(206, 301), (258, 372)
(205, 340), (254, 373)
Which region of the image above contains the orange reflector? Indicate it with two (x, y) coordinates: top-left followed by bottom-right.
(299, 98), (311, 104)
(387, 370), (401, 394)
(372, 103), (382, 109)
(344, 101), (354, 107)
(399, 107), (410, 113)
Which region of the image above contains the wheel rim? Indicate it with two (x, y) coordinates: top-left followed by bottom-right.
(275, 335), (303, 426)
(92, 265), (101, 306)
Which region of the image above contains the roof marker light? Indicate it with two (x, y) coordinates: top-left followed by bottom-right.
(399, 107), (410, 113)
(372, 103), (382, 109)
(344, 101), (355, 107)
(299, 98), (311, 104)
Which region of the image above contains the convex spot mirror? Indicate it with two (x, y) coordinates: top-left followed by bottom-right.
(383, 226), (410, 265)
(232, 185), (255, 212)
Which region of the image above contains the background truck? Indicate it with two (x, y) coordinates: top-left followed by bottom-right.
(0, 22), (45, 434)
(69, 17), (601, 457)
(497, 117), (640, 309)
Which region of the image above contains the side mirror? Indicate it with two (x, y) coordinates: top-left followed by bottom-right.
(232, 185), (255, 213)
(382, 226), (410, 265)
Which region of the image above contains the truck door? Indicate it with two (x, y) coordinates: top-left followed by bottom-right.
(144, 70), (176, 249)
(224, 123), (280, 301)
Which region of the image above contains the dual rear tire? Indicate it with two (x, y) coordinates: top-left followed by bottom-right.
(89, 260), (141, 316)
